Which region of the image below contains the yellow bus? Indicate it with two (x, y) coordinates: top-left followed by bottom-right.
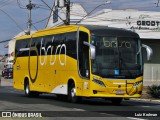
(13, 25), (152, 104)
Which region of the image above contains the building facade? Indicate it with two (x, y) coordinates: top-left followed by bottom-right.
(46, 3), (160, 86)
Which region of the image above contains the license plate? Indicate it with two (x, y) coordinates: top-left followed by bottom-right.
(116, 90), (124, 95)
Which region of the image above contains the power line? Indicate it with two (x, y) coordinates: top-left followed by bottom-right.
(0, 39), (11, 44)
(26, 0), (42, 34)
(76, 1), (111, 24)
(16, 0), (49, 34)
(17, 0), (27, 9)
(0, 0), (11, 6)
(0, 8), (26, 44)
(31, 17), (49, 31)
(31, 23), (38, 31)
(34, 3), (50, 10)
(0, 8), (25, 32)
(41, 0), (69, 25)
(32, 16), (50, 25)
(0, 0), (14, 8)
(17, 0), (48, 10)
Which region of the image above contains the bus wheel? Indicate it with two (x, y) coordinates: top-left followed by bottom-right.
(111, 98), (122, 105)
(57, 94), (67, 101)
(24, 80), (39, 97)
(68, 83), (81, 103)
(24, 80), (31, 97)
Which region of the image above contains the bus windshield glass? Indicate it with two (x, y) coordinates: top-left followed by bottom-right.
(91, 34), (142, 79)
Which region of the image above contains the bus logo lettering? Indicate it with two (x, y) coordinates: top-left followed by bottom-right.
(40, 37), (66, 66)
(103, 40), (131, 48)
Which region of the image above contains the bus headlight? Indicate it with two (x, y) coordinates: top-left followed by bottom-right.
(133, 81), (143, 88)
(92, 79), (106, 87)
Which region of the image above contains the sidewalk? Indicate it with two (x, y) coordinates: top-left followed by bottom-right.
(130, 86), (160, 102)
(0, 77), (13, 86)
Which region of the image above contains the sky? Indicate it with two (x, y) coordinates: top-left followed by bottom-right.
(0, 0), (160, 55)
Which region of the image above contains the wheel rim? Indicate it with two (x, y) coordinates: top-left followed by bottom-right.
(25, 84), (29, 95)
(71, 87), (76, 98)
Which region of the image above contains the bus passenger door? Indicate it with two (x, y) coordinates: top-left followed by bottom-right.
(78, 31), (90, 96)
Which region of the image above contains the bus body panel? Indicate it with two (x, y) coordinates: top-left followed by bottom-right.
(13, 25), (143, 100)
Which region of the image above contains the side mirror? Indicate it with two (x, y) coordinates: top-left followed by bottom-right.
(142, 44), (153, 61)
(13, 57), (17, 65)
(83, 41), (96, 60)
(11, 52), (14, 57)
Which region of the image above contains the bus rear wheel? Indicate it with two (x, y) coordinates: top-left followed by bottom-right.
(68, 82), (81, 103)
(24, 80), (39, 97)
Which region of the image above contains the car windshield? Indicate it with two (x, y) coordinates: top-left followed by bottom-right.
(7, 68), (13, 72)
(91, 35), (142, 79)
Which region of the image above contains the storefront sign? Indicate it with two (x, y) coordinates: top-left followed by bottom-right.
(137, 20), (160, 27)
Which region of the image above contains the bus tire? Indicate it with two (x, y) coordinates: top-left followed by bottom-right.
(24, 80), (39, 97)
(68, 82), (81, 103)
(56, 94), (67, 101)
(111, 98), (122, 105)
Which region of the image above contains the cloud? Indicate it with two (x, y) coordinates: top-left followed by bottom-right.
(111, 0), (156, 9)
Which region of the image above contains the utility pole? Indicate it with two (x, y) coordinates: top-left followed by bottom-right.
(65, 0), (70, 25)
(26, 0), (32, 35)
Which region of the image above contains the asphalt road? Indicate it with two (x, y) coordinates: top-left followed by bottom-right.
(0, 78), (160, 120)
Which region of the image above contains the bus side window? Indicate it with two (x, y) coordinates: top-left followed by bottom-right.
(78, 32), (90, 79)
(66, 32), (77, 59)
(16, 39), (29, 57)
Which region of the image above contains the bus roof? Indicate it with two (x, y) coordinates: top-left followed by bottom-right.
(84, 25), (139, 38)
(16, 25), (139, 40)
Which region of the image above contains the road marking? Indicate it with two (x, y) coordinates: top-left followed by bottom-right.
(99, 112), (116, 116)
(141, 106), (150, 108)
(127, 117), (148, 120)
(73, 108), (86, 111)
(100, 112), (108, 115)
(10, 90), (18, 93)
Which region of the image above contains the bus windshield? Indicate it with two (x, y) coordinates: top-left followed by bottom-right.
(91, 35), (142, 79)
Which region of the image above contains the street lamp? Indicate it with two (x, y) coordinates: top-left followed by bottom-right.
(76, 1), (111, 24)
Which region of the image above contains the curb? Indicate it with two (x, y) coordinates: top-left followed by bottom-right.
(129, 86), (160, 103)
(131, 98), (160, 103)
(0, 77), (13, 86)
